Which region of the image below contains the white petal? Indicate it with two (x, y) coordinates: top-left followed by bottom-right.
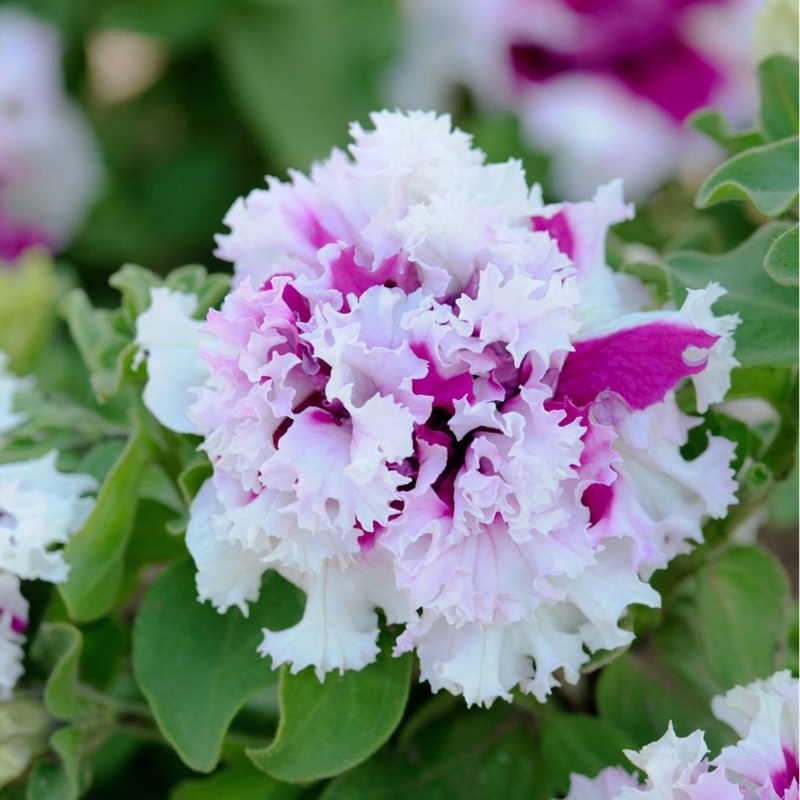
(0, 572), (27, 699)
(260, 555), (411, 678)
(0, 451), (96, 582)
(134, 287), (207, 434)
(185, 478), (267, 615)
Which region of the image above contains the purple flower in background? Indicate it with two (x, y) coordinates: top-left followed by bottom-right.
(389, 0), (759, 200)
(0, 8), (101, 262)
(136, 111), (739, 706)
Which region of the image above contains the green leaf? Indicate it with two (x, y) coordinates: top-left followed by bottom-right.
(689, 109), (763, 153)
(60, 289), (132, 402)
(98, 0), (222, 46)
(693, 547), (791, 689)
(539, 714), (635, 798)
(249, 631), (412, 783)
(171, 758), (303, 800)
(759, 56), (799, 141)
(216, 0), (395, 170)
(108, 265), (162, 326)
(26, 727), (83, 800)
(78, 618), (125, 690)
(133, 559), (304, 773)
(695, 137), (799, 216)
(165, 266), (230, 314)
(59, 415), (154, 622)
(322, 704), (545, 800)
(664, 223), (799, 366)
(598, 546), (791, 752)
(29, 624), (85, 722)
(764, 224), (799, 286)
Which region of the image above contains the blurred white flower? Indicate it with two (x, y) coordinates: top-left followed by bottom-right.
(0, 7), (102, 260)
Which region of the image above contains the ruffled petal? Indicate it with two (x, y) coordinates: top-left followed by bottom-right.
(134, 287), (207, 435)
(0, 451), (96, 582)
(185, 478), (267, 616)
(0, 571), (27, 699)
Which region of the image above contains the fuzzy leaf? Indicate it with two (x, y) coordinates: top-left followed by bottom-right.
(695, 137), (799, 216)
(26, 727), (83, 800)
(249, 632), (412, 783)
(29, 624), (85, 722)
(322, 704), (545, 800)
(133, 559), (304, 773)
(171, 758), (303, 800)
(597, 546), (791, 752)
(664, 223), (798, 366)
(539, 713), (635, 798)
(59, 415), (154, 622)
(759, 55), (799, 141)
(763, 224), (799, 286)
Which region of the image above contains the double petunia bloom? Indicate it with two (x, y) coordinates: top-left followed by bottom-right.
(136, 111), (739, 706)
(560, 670), (799, 800)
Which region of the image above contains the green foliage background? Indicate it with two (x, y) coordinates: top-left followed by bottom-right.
(0, 1), (796, 798)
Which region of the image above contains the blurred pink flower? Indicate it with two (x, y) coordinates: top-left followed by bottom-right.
(389, 0), (759, 200)
(0, 8), (101, 261)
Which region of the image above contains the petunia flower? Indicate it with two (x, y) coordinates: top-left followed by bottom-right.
(713, 670), (799, 800)
(136, 110), (739, 706)
(0, 8), (101, 261)
(0, 451), (97, 583)
(388, 0), (759, 200)
(556, 671), (799, 799)
(0, 572), (26, 700)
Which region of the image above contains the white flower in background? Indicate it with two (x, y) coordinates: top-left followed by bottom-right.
(388, 0), (760, 200)
(136, 111), (739, 706)
(0, 572), (26, 700)
(0, 451), (97, 583)
(555, 671), (799, 799)
(0, 7), (102, 261)
(0, 352), (29, 439)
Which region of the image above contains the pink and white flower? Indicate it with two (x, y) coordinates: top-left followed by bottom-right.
(0, 572), (26, 700)
(0, 8), (101, 261)
(0, 451), (97, 583)
(388, 0), (759, 200)
(713, 670), (799, 800)
(556, 671), (799, 799)
(136, 110), (739, 706)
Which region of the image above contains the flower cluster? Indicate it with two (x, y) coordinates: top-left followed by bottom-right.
(0, 354), (97, 697)
(388, 0), (758, 200)
(560, 670), (799, 800)
(0, 8), (101, 261)
(136, 111), (739, 706)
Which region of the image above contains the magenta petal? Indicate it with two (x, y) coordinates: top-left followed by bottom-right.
(556, 321), (719, 410)
(0, 215), (52, 262)
(532, 210), (575, 260)
(612, 38), (722, 122)
(772, 748), (800, 797)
